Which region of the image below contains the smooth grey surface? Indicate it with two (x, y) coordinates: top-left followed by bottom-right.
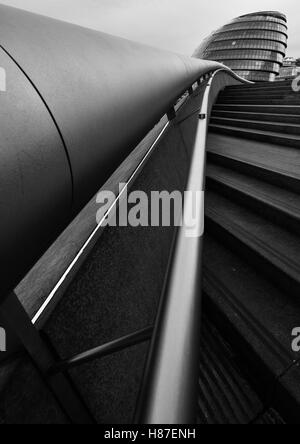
(0, 48), (71, 297)
(0, 4), (221, 212)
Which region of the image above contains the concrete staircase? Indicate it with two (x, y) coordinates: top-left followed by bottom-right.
(200, 80), (300, 424)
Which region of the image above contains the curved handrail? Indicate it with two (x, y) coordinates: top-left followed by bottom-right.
(135, 68), (251, 424)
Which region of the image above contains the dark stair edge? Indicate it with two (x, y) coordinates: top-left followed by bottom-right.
(209, 124), (300, 149)
(206, 171), (300, 236)
(207, 150), (300, 194)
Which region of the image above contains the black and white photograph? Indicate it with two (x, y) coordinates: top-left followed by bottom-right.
(0, 0), (299, 428)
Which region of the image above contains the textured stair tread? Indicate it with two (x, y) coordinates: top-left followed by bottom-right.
(225, 94), (295, 99)
(210, 117), (300, 132)
(225, 90), (295, 96)
(214, 104), (300, 109)
(217, 98), (300, 104)
(228, 84), (292, 89)
(227, 82), (293, 90)
(220, 94), (299, 101)
(226, 90), (293, 95)
(218, 102), (300, 107)
(211, 111), (300, 124)
(202, 235), (299, 378)
(214, 104), (300, 115)
(205, 190), (300, 286)
(207, 133), (300, 181)
(219, 98), (299, 104)
(197, 317), (263, 424)
(228, 85), (292, 89)
(209, 124), (300, 142)
(220, 89), (299, 95)
(212, 110), (300, 119)
(223, 86), (295, 90)
(254, 409), (285, 424)
(226, 83), (294, 89)
(206, 163), (300, 221)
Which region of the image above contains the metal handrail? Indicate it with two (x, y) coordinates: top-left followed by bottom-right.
(135, 69), (252, 425)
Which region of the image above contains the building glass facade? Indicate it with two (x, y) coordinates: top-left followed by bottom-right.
(194, 11), (288, 82)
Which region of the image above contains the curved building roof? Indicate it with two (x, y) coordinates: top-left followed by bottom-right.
(194, 11), (288, 82)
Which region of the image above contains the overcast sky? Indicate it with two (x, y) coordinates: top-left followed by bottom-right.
(1, 0), (299, 57)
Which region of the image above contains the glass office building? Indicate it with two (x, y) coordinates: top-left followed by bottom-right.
(194, 11), (288, 81)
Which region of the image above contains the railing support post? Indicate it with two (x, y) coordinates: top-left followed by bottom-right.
(0, 292), (94, 424)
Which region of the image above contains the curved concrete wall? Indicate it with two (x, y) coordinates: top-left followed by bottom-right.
(0, 5), (222, 296)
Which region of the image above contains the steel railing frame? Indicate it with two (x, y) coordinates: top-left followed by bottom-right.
(134, 69), (252, 425)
